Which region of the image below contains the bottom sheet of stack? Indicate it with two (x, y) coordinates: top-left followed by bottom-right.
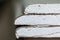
(16, 27), (60, 39)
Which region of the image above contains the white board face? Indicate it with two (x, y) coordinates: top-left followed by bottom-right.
(16, 27), (60, 38)
(15, 15), (60, 25)
(24, 4), (60, 14)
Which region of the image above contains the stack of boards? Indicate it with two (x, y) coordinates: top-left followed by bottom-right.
(15, 4), (60, 39)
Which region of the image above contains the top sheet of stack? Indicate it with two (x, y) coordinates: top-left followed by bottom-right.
(24, 4), (60, 14)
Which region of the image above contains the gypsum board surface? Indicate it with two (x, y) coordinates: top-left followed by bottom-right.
(16, 27), (60, 38)
(15, 15), (60, 25)
(24, 4), (60, 14)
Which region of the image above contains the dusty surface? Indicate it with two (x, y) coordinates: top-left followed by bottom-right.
(16, 27), (60, 38)
(15, 15), (60, 25)
(24, 4), (60, 14)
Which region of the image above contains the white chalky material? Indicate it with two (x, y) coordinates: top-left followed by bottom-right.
(16, 27), (60, 38)
(15, 15), (60, 25)
(24, 4), (60, 14)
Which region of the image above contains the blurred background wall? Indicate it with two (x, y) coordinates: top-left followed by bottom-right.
(0, 0), (15, 40)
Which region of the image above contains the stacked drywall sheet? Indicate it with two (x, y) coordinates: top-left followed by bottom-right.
(15, 15), (60, 25)
(24, 4), (60, 14)
(16, 27), (60, 38)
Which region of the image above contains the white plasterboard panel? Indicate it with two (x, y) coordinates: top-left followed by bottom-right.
(15, 15), (60, 25)
(16, 27), (60, 38)
(24, 4), (60, 14)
